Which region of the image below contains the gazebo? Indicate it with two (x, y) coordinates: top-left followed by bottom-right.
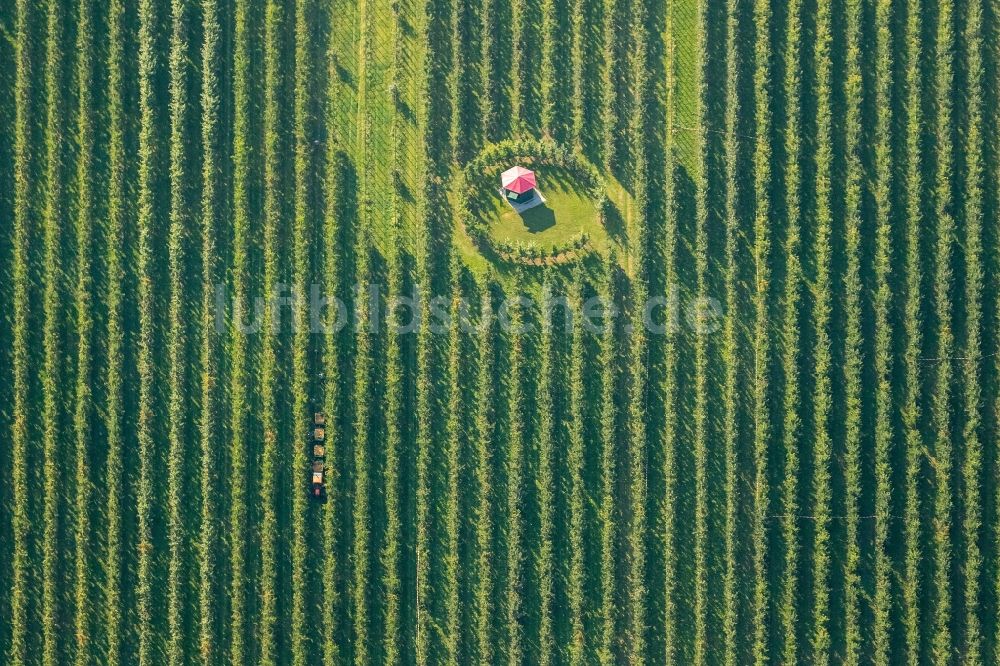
(501, 166), (536, 203)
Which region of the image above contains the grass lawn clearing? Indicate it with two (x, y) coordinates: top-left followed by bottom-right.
(488, 167), (601, 248)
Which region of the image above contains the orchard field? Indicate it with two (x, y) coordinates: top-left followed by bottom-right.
(2, 0), (1000, 663)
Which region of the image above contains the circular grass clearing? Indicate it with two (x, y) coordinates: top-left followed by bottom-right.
(485, 165), (602, 253)
(459, 140), (617, 266)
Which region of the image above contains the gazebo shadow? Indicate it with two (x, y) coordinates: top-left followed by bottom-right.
(519, 204), (556, 233)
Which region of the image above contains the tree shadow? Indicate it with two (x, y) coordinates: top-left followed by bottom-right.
(601, 201), (626, 241)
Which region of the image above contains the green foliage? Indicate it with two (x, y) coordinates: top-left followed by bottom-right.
(570, 0), (585, 150)
(810, 0), (835, 658)
(291, 1), (317, 663)
(103, 0), (130, 659)
(931, 0), (956, 659)
(229, 0), (256, 658)
(539, 0), (559, 141)
(722, 0), (744, 660)
(415, 254), (433, 665)
(751, 0), (773, 657)
(474, 282), (497, 665)
(626, 0), (652, 656)
(465, 139), (607, 197)
(662, 27), (681, 666)
(10, 0), (38, 659)
(693, 0), (711, 659)
(352, 223), (374, 666)
(450, 0), (478, 163)
(538, 279), (557, 666)
(960, 1), (985, 661)
(504, 277), (527, 665)
(459, 140), (609, 258)
(492, 231), (592, 265)
(902, 0), (925, 661)
(322, 150), (350, 666)
(445, 261), (465, 665)
(197, 0), (223, 659)
(509, 0), (528, 132)
(598, 254), (619, 666)
(167, 0), (195, 660)
(74, 0), (97, 661)
(479, 0), (502, 141)
(6, 0), (1000, 662)
(871, 1), (893, 659)
(843, 0), (864, 659)
(382, 194), (405, 666)
(42, 0), (70, 661)
(567, 275), (587, 663)
(779, 0), (802, 660)
(415, 240), (437, 665)
(259, 0), (285, 660)
(136, 0), (167, 660)
(601, 0), (627, 170)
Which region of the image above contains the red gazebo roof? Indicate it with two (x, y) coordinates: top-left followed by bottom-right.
(501, 166), (536, 194)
